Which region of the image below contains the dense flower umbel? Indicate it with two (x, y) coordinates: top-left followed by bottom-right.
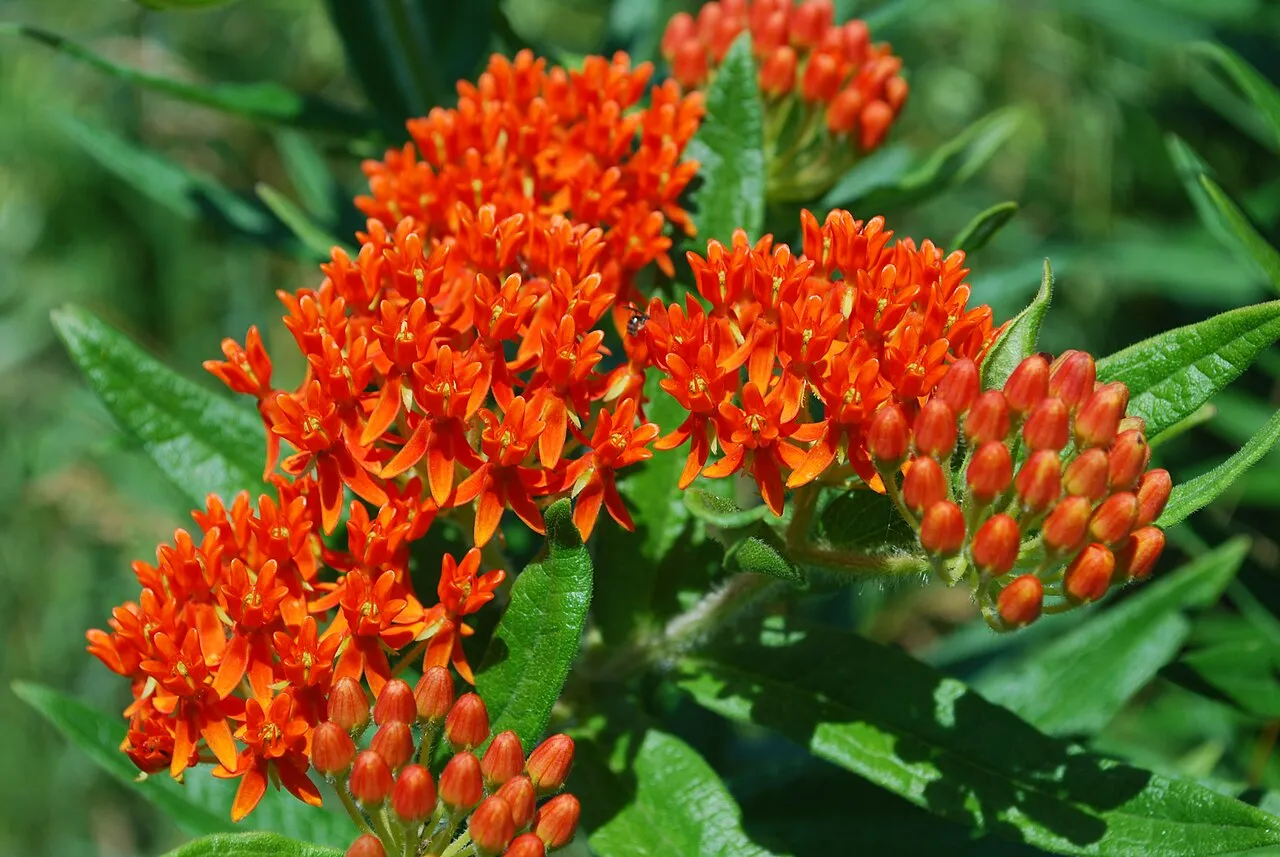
(872, 352), (1172, 628)
(661, 0), (907, 199)
(323, 670), (579, 857)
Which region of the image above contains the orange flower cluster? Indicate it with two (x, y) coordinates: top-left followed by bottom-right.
(642, 208), (996, 515)
(867, 352), (1173, 628)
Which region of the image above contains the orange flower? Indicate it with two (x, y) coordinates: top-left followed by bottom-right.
(455, 397), (548, 546)
(214, 691), (321, 822)
(566, 398), (659, 539)
(328, 570), (426, 697)
(424, 549), (506, 684)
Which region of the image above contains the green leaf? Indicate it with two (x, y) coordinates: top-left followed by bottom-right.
(588, 730), (782, 857)
(951, 201), (1019, 254)
(51, 305), (264, 507)
(1096, 301), (1280, 441)
(812, 487), (917, 553)
(274, 130), (340, 226)
(134, 0), (241, 8)
(1166, 135), (1244, 256)
(980, 259), (1053, 390)
(477, 499), (593, 750)
(255, 183), (351, 262)
(1199, 174), (1280, 289)
(972, 537), (1250, 736)
(1159, 406), (1280, 527)
(161, 833), (341, 857)
(687, 34), (765, 243)
(819, 143), (913, 209)
(1191, 42), (1280, 152)
(322, 0), (434, 128)
(1180, 639), (1280, 719)
(4, 24), (368, 132)
(683, 491), (803, 583)
(684, 490), (771, 529)
(723, 536), (803, 583)
(677, 624), (1280, 855)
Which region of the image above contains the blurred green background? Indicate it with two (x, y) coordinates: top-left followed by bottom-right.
(3, 0), (1280, 854)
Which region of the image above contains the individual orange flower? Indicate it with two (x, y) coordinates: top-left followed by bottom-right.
(214, 690), (321, 822)
(565, 398), (659, 539)
(424, 549), (506, 684)
(454, 397), (548, 546)
(328, 570), (426, 697)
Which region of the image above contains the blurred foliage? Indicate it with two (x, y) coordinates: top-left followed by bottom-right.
(5, 0), (1280, 854)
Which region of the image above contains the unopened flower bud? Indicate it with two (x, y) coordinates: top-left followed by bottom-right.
(936, 358), (979, 414)
(496, 775), (538, 829)
(997, 575), (1044, 628)
(1075, 382), (1129, 447)
(1136, 468), (1172, 527)
(919, 500), (965, 556)
(913, 399), (957, 457)
(1014, 450), (1062, 513)
(471, 795), (517, 856)
(374, 679), (416, 726)
(672, 40), (710, 88)
(1118, 415), (1146, 435)
(1049, 350), (1097, 409)
(839, 19), (870, 62)
(1004, 355), (1050, 414)
(801, 50), (841, 102)
(885, 75), (909, 111)
(1064, 543), (1115, 603)
(483, 731), (527, 788)
(346, 834), (386, 857)
(446, 693), (491, 751)
(329, 677), (370, 732)
(440, 752), (484, 812)
(534, 794), (581, 850)
(759, 46), (797, 96)
(868, 404), (910, 463)
(1090, 491), (1138, 546)
(349, 750), (394, 806)
(503, 833), (547, 857)
(966, 441), (1013, 503)
(859, 100), (896, 151)
(1063, 448), (1109, 501)
(661, 11), (696, 60)
(415, 665), (454, 723)
(391, 764), (437, 824)
(1022, 397), (1069, 451)
(1042, 495), (1092, 556)
(1115, 527), (1165, 580)
(371, 720), (415, 770)
(792, 0), (834, 47)
(965, 390), (1010, 444)
(826, 87), (864, 136)
(903, 456), (947, 514)
(1108, 430), (1150, 490)
(312, 721), (357, 776)
(971, 514), (1020, 575)
(526, 734), (575, 794)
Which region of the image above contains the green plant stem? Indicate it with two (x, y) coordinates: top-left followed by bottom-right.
(440, 831), (474, 857)
(656, 572), (782, 662)
(336, 785), (376, 837)
(788, 542), (930, 577)
(374, 804), (403, 856)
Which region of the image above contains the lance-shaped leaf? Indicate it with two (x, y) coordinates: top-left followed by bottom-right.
(1191, 42), (1280, 153)
(677, 624), (1280, 855)
(255, 183), (351, 262)
(51, 305), (264, 507)
(981, 259), (1053, 390)
(162, 834), (341, 857)
(1097, 300), (1280, 441)
(477, 499), (593, 750)
(1160, 406), (1280, 528)
(951, 201), (1019, 255)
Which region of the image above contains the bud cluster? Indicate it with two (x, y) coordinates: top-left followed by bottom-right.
(317, 672), (578, 857)
(868, 352), (1172, 629)
(660, 0), (907, 199)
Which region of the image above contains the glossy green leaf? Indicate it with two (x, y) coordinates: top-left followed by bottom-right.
(819, 143), (913, 209)
(1159, 406), (1280, 527)
(1191, 42), (1280, 152)
(162, 834), (341, 857)
(973, 537), (1250, 736)
(951, 201), (1019, 254)
(51, 305), (264, 507)
(981, 259), (1053, 390)
(677, 623), (1280, 855)
(1097, 301), (1280, 441)
(684, 490), (771, 529)
(687, 34), (765, 243)
(255, 183), (350, 261)
(1180, 639), (1280, 719)
(477, 499), (593, 750)
(589, 730), (782, 857)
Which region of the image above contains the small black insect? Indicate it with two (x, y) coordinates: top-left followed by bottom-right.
(623, 302), (650, 337)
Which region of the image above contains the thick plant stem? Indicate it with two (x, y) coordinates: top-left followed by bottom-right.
(656, 572), (782, 662)
(336, 786), (376, 837)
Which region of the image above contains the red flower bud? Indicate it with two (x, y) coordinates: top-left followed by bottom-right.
(349, 750), (394, 806)
(868, 404), (911, 463)
(415, 665), (454, 723)
(936, 358), (979, 415)
(446, 693), (491, 751)
(838, 19), (870, 62)
(1118, 415), (1146, 435)
(374, 679), (416, 726)
(328, 677), (370, 732)
(801, 50), (842, 103)
(792, 0), (834, 47)
(1089, 491), (1138, 546)
(997, 575), (1044, 628)
(1048, 350), (1096, 410)
(972, 514), (1020, 575)
(1064, 543), (1115, 603)
(346, 834), (386, 857)
(859, 100), (895, 151)
(472, 795), (517, 856)
(1022, 397), (1069, 451)
(753, 10), (789, 56)
(966, 441), (1013, 503)
(440, 752), (484, 812)
(903, 456), (948, 514)
(759, 45), (798, 96)
(913, 399), (957, 457)
(1115, 526), (1165, 580)
(496, 775), (538, 829)
(312, 721), (357, 776)
(504, 833), (547, 857)
(919, 500), (965, 556)
(661, 12), (696, 60)
(1042, 495), (1092, 556)
(1014, 450), (1062, 513)
(1075, 382), (1129, 447)
(1136, 468), (1172, 527)
(1003, 355), (1050, 414)
(826, 87), (864, 136)
(526, 734), (575, 794)
(964, 390), (1010, 444)
(1108, 430), (1150, 490)
(885, 75), (909, 111)
(391, 764), (437, 824)
(483, 731), (527, 788)
(1062, 448), (1109, 501)
(672, 40), (710, 88)
(371, 720), (415, 771)
(534, 793), (581, 850)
